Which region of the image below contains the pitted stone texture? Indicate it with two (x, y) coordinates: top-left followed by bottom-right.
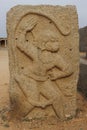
(7, 5), (79, 120)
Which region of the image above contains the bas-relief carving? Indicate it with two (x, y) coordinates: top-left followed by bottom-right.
(7, 6), (79, 121)
(14, 14), (73, 120)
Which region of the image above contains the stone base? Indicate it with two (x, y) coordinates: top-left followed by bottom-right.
(0, 92), (87, 130)
(11, 116), (87, 130)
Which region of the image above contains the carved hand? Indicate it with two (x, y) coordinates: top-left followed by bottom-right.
(23, 16), (37, 32)
(48, 69), (58, 80)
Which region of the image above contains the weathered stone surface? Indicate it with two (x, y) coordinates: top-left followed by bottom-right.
(7, 5), (79, 121)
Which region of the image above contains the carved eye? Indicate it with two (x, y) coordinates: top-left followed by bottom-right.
(26, 40), (28, 42)
(15, 38), (18, 40)
(21, 67), (24, 69)
(70, 49), (72, 51)
(49, 21), (52, 24)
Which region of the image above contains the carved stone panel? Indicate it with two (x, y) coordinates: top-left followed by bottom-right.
(7, 5), (79, 120)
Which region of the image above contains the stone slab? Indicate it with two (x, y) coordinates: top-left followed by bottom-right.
(7, 5), (79, 121)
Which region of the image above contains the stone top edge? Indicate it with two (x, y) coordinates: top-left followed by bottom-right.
(7, 4), (77, 18)
(8, 4), (76, 12)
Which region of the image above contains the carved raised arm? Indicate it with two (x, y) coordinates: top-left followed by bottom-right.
(16, 16), (38, 61)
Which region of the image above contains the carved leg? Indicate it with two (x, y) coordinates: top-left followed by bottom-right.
(14, 73), (40, 102)
(9, 79), (34, 118)
(40, 79), (65, 120)
(10, 74), (40, 117)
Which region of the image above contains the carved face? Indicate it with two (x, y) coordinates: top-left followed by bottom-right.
(25, 14), (60, 52)
(32, 28), (59, 52)
(26, 30), (59, 52)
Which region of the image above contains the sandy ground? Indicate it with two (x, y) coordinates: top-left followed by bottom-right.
(0, 48), (87, 130)
(0, 48), (10, 114)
